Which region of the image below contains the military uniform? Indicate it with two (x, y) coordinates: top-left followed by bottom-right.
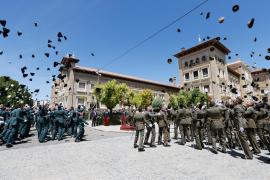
(36, 107), (49, 143)
(143, 110), (156, 147)
(192, 107), (205, 150)
(224, 107), (236, 149)
(233, 104), (253, 159)
(173, 109), (180, 139)
(75, 108), (88, 142)
(178, 108), (192, 145)
(205, 106), (226, 153)
(133, 110), (146, 151)
(5, 108), (24, 147)
(256, 107), (270, 152)
(157, 110), (170, 146)
(53, 107), (67, 141)
(244, 106), (261, 154)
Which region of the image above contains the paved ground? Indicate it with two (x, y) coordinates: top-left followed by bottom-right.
(0, 125), (130, 151)
(0, 126), (270, 180)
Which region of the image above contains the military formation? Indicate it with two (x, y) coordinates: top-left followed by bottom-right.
(0, 103), (88, 148)
(131, 97), (270, 160)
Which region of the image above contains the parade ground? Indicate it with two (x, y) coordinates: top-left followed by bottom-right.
(0, 126), (269, 180)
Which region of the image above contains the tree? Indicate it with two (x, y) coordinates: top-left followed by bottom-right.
(93, 80), (129, 113)
(168, 94), (178, 109)
(129, 92), (142, 108)
(178, 90), (188, 107)
(151, 96), (163, 112)
(186, 88), (208, 107)
(140, 89), (153, 109)
(0, 76), (33, 106)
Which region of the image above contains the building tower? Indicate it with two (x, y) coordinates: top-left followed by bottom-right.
(174, 38), (231, 102)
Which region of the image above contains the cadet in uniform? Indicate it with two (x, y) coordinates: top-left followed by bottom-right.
(178, 105), (192, 145)
(54, 104), (67, 141)
(133, 107), (146, 152)
(244, 101), (261, 154)
(255, 103), (270, 153)
(233, 97), (253, 159)
(205, 101), (226, 154)
(143, 107), (156, 147)
(192, 104), (205, 150)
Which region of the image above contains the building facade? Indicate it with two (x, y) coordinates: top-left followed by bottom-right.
(174, 38), (266, 103)
(51, 56), (180, 109)
(251, 69), (270, 102)
(174, 38), (231, 103)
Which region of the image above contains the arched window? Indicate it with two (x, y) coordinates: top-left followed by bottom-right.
(195, 58), (200, 64)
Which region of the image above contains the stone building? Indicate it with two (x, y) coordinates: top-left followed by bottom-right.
(227, 60), (253, 99)
(251, 69), (270, 102)
(174, 38), (231, 102)
(51, 56), (180, 109)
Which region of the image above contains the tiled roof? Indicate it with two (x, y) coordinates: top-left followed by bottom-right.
(72, 66), (180, 90)
(174, 38), (230, 58)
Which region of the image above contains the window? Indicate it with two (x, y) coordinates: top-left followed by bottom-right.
(90, 83), (95, 91)
(193, 71), (199, 79)
(202, 56), (206, 62)
(202, 68), (208, 77)
(184, 61), (188, 67)
(78, 82), (86, 91)
(77, 97), (85, 106)
(195, 58), (200, 64)
(261, 89), (265, 94)
(189, 60), (194, 67)
(204, 85), (210, 93)
(185, 73), (190, 81)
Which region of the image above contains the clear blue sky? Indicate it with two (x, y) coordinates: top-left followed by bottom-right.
(1, 0), (270, 100)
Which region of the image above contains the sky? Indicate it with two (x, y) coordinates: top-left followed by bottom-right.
(1, 0), (270, 101)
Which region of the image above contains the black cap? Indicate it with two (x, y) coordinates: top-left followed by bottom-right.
(247, 18), (255, 29)
(30, 73), (35, 76)
(176, 28), (181, 32)
(91, 53), (95, 56)
(57, 32), (63, 38)
(17, 31), (22, 36)
(206, 12), (210, 19)
(232, 5), (240, 12)
(44, 53), (49, 58)
(0, 20), (6, 27)
(34, 22), (38, 27)
(32, 54), (35, 58)
(167, 58), (172, 64)
(218, 17), (225, 24)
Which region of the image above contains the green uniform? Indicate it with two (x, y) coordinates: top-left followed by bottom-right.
(157, 111), (170, 146)
(133, 111), (146, 151)
(205, 106), (226, 153)
(54, 108), (67, 141)
(192, 108), (205, 150)
(233, 104), (253, 159)
(143, 111), (156, 146)
(256, 108), (270, 152)
(244, 107), (261, 154)
(179, 108), (192, 145)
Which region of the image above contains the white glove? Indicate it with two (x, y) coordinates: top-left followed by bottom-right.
(239, 127), (244, 133)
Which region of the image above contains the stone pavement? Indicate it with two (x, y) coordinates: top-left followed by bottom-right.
(0, 127), (270, 180)
(0, 126), (130, 151)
